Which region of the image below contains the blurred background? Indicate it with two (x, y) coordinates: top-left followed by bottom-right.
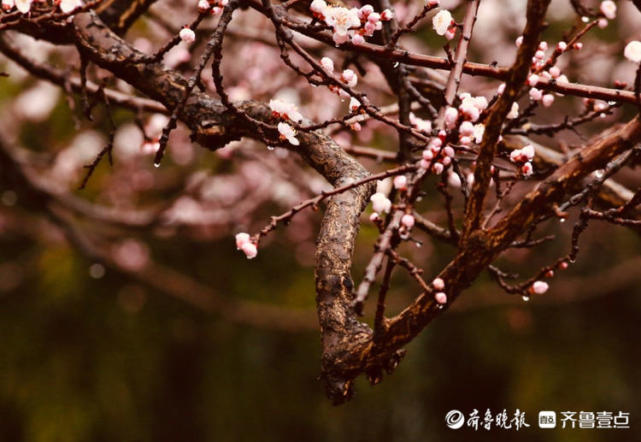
(1, 0), (640, 440)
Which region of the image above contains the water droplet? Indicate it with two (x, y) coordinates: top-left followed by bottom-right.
(522, 295), (530, 302)
(393, 62), (400, 68)
(415, 241), (422, 248)
(559, 218), (566, 223)
(594, 169), (604, 179)
(153, 162), (160, 168)
(267, 145), (275, 151)
(581, 16), (589, 23)
(608, 101), (616, 105)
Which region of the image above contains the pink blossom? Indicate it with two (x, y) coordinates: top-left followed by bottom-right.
(277, 122), (299, 146)
(15, 0), (31, 13)
(401, 214), (415, 228)
(198, 0), (209, 12)
(432, 10), (452, 36)
(435, 292), (448, 304)
(320, 57), (334, 73)
(393, 175), (408, 190)
(340, 69), (358, 87)
(531, 280), (549, 294)
(432, 277), (445, 290)
(444, 106), (458, 128)
(59, 0), (83, 13)
(179, 27), (196, 44)
(624, 41), (641, 63)
(599, 1), (616, 20)
(542, 94), (555, 107)
(507, 102), (519, 119)
(241, 242), (258, 259)
(235, 233), (251, 249)
(351, 33), (365, 45)
(370, 192), (392, 214)
(459, 121), (474, 136)
(529, 88), (543, 101)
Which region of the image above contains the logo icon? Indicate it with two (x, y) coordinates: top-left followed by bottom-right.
(538, 411), (557, 429)
(445, 410), (465, 429)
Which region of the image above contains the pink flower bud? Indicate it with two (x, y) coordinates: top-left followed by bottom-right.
(542, 94), (555, 107)
(527, 74), (540, 87)
(549, 66), (561, 78)
(198, 0), (209, 12)
(435, 292), (448, 304)
(320, 57), (334, 73)
(367, 12), (380, 23)
(401, 214), (415, 228)
(432, 162), (444, 175)
(393, 175), (408, 190)
(351, 33), (365, 45)
(531, 280), (549, 295)
(422, 149), (434, 161)
(433, 277), (445, 290)
(444, 107), (459, 129)
(515, 36), (523, 47)
(443, 145), (455, 158)
(459, 121), (475, 136)
(241, 242), (258, 259)
(179, 27), (196, 44)
(529, 88), (543, 101)
(235, 232), (250, 249)
(557, 41), (567, 51)
(381, 9), (393, 21)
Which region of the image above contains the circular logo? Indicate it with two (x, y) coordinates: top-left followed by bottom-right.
(445, 410), (465, 429)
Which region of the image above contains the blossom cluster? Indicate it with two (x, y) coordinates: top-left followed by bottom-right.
(269, 99), (304, 146)
(197, 0), (227, 15)
(310, 0), (393, 46)
(509, 144), (535, 177)
(2, 0), (83, 14)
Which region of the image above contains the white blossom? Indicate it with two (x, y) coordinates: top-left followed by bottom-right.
(60, 0), (83, 13)
(277, 122), (300, 146)
(624, 41), (641, 63)
(432, 10), (452, 36)
(370, 192), (392, 214)
(599, 1), (616, 20)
